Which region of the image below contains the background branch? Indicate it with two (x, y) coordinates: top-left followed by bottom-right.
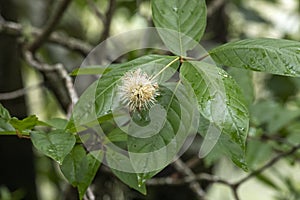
(100, 0), (116, 41)
(148, 144), (300, 200)
(173, 159), (206, 200)
(234, 144), (300, 186)
(86, 0), (106, 25)
(0, 83), (43, 100)
(23, 50), (78, 112)
(85, 0), (116, 41)
(0, 19), (92, 56)
(27, 0), (72, 52)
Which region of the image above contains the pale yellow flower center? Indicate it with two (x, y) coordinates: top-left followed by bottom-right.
(119, 69), (159, 111)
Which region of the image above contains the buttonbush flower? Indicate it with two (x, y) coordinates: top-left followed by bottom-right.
(119, 68), (159, 111)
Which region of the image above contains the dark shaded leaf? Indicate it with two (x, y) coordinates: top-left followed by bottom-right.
(60, 145), (102, 200)
(31, 130), (76, 164)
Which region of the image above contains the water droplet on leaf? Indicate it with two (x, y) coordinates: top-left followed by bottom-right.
(137, 174), (146, 188)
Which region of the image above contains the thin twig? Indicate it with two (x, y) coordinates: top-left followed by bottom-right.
(24, 50), (78, 111)
(173, 159), (206, 200)
(147, 173), (232, 186)
(0, 19), (92, 55)
(100, 0), (116, 41)
(46, 31), (92, 56)
(148, 144), (300, 199)
(28, 0), (72, 52)
(86, 0), (106, 24)
(0, 83), (43, 100)
(83, 186), (95, 200)
(0, 19), (22, 36)
(195, 173), (232, 186)
(232, 188), (240, 200)
(24, 51), (55, 71)
(234, 144), (300, 186)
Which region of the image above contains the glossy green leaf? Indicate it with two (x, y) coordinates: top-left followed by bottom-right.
(198, 116), (247, 170)
(111, 169), (148, 195)
(198, 114), (223, 167)
(72, 55), (179, 128)
(106, 127), (128, 142)
(0, 119), (15, 134)
(152, 0), (207, 55)
(227, 67), (254, 106)
(45, 118), (68, 129)
(60, 145), (102, 200)
(95, 55), (179, 117)
(70, 65), (110, 76)
(103, 82), (198, 193)
(10, 115), (38, 132)
(31, 130), (76, 164)
(106, 148), (147, 194)
(0, 103), (11, 121)
(127, 82), (198, 176)
(180, 61), (249, 170)
(209, 39), (300, 77)
(0, 104), (27, 135)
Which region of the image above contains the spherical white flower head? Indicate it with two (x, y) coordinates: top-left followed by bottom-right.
(119, 68), (159, 111)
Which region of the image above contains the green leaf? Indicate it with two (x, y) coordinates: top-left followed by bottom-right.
(103, 82), (198, 193)
(209, 39), (300, 77)
(10, 115), (38, 132)
(31, 130), (76, 164)
(95, 55), (179, 117)
(60, 145), (102, 200)
(152, 0), (207, 55)
(198, 114), (223, 167)
(0, 119), (15, 134)
(112, 169), (147, 194)
(45, 118), (68, 129)
(227, 67), (254, 106)
(127, 82), (199, 176)
(70, 65), (110, 76)
(106, 127), (128, 142)
(0, 104), (15, 135)
(0, 103), (11, 121)
(72, 55), (179, 127)
(106, 148), (147, 194)
(180, 61), (249, 170)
